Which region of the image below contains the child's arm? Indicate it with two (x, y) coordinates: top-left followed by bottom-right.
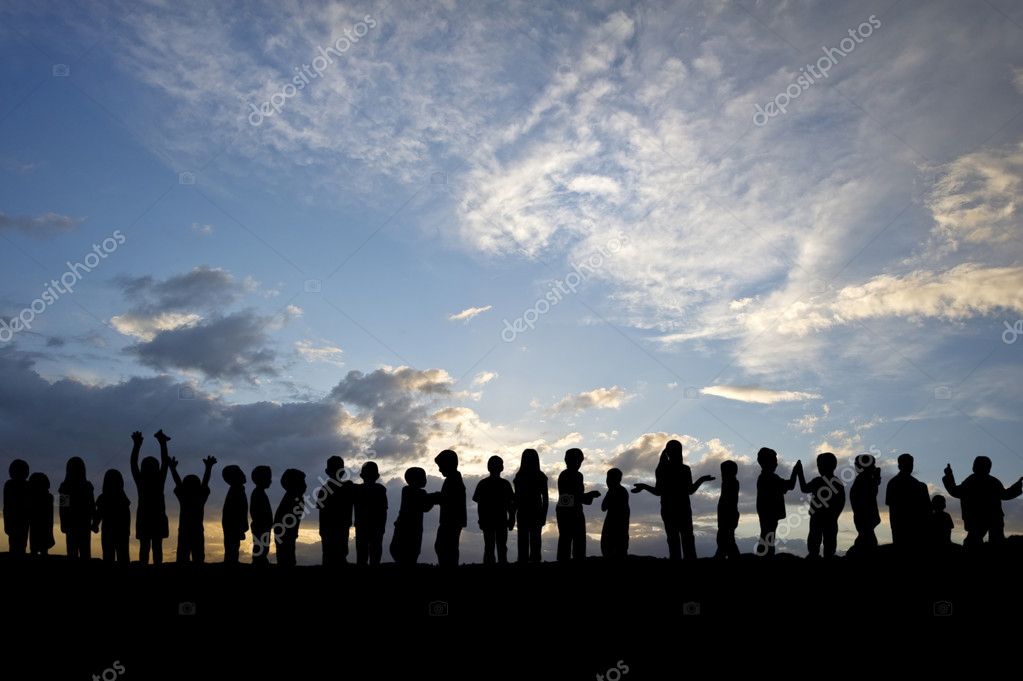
(540, 483), (549, 525)
(1003, 476), (1023, 500)
(631, 482), (658, 495)
(155, 430), (171, 481)
(582, 489), (601, 505)
(201, 456), (217, 489)
(129, 431), (143, 482)
(784, 461), (801, 492)
(690, 474), (715, 494)
(507, 484), (517, 530)
(941, 464), (961, 498)
(91, 499), (101, 533)
(795, 461), (812, 494)
(168, 457), (183, 487)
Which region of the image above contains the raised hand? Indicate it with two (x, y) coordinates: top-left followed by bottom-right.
(168, 457), (179, 469)
(203, 455), (217, 468)
(154, 429), (171, 444)
(131, 431), (144, 447)
(944, 463), (953, 477)
(697, 475), (716, 484)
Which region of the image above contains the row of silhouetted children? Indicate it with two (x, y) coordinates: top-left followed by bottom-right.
(3, 433), (1020, 564)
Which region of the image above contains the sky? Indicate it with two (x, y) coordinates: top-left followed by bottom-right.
(1, 0), (1022, 563)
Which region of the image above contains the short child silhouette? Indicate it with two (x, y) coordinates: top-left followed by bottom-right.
(472, 455), (516, 564)
(319, 456), (354, 566)
(249, 465), (273, 565)
(27, 471), (54, 557)
(221, 465), (248, 564)
(354, 462), (387, 566)
(796, 452), (846, 559)
(4, 459), (30, 556)
(390, 467), (433, 565)
(714, 460), (740, 560)
(600, 468), (629, 560)
(59, 456), (95, 560)
(930, 494), (954, 548)
(556, 448), (600, 562)
(130, 430), (171, 565)
(755, 447), (798, 557)
(170, 454), (216, 564)
(93, 469), (131, 564)
(274, 468), (307, 567)
(849, 454), (881, 555)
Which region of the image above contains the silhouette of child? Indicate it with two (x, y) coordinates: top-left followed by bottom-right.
(390, 467), (433, 565)
(221, 465), (248, 564)
(249, 465), (273, 565)
(93, 469), (131, 564)
(27, 471), (54, 557)
(59, 456), (95, 560)
(885, 453), (930, 554)
(354, 462), (387, 566)
(796, 452), (846, 559)
(170, 454), (216, 564)
(473, 455), (516, 564)
(428, 450), (466, 567)
(4, 459), (30, 556)
(755, 447), (799, 557)
(513, 449), (549, 563)
(130, 430), (170, 564)
(274, 468), (307, 567)
(556, 448), (601, 562)
(319, 456), (354, 566)
(850, 454), (881, 554)
(632, 441), (713, 560)
(600, 468), (629, 560)
(714, 460), (740, 560)
(942, 457), (1022, 548)
(930, 494), (954, 548)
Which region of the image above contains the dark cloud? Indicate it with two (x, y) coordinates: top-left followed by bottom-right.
(0, 210), (82, 236)
(114, 265), (249, 313)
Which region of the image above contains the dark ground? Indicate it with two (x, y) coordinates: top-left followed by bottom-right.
(1, 541), (1015, 678)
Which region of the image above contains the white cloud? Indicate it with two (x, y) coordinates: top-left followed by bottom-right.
(550, 386), (630, 414)
(110, 311), (202, 341)
(700, 385), (820, 404)
(471, 371), (498, 387)
(448, 305), (492, 322)
(295, 340), (344, 366)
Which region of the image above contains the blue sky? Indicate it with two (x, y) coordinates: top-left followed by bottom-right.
(1, 0), (1023, 561)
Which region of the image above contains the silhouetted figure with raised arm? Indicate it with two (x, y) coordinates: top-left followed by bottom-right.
(131, 430), (170, 564)
(249, 465), (273, 566)
(600, 468), (629, 560)
(428, 450), (466, 567)
(390, 467), (433, 565)
(850, 454), (881, 555)
(170, 453), (216, 564)
(930, 494), (954, 549)
(714, 460), (740, 560)
(632, 441), (712, 560)
(354, 462), (387, 566)
(513, 449), (548, 563)
(796, 452), (846, 559)
(27, 472), (54, 557)
(473, 455), (516, 564)
(557, 448), (600, 562)
(885, 453), (930, 555)
(92, 469), (130, 564)
(274, 468), (307, 567)
(320, 456), (354, 566)
(755, 447), (799, 557)
(4, 459), (30, 557)
(942, 456), (1022, 549)
(221, 465), (248, 565)
(59, 456), (95, 560)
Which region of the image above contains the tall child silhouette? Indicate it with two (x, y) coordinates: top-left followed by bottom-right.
(221, 465), (248, 564)
(755, 447), (799, 557)
(390, 467), (433, 565)
(885, 453), (930, 555)
(512, 449), (548, 563)
(600, 468), (629, 560)
(59, 456), (95, 560)
(170, 454), (216, 563)
(472, 455), (516, 564)
(249, 465), (273, 566)
(130, 430), (170, 564)
(4, 459), (30, 556)
(93, 469), (131, 564)
(714, 460), (740, 560)
(319, 456), (354, 566)
(556, 448), (600, 562)
(942, 456), (1022, 548)
(632, 441), (712, 560)
(796, 452), (846, 559)
(274, 468), (307, 567)
(27, 471), (54, 557)
(354, 462), (387, 566)
(428, 450), (466, 567)
(850, 454), (881, 554)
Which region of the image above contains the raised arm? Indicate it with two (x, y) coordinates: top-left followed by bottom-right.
(795, 460), (812, 494)
(129, 431), (144, 482)
(154, 430), (171, 482)
(785, 461), (802, 492)
(1003, 476), (1023, 500)
(201, 456), (217, 489)
(631, 482), (658, 496)
(690, 475), (715, 495)
(168, 457), (182, 487)
(941, 464), (961, 499)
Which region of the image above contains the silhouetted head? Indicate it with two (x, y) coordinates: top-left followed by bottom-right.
(564, 448), (584, 470)
(897, 453), (914, 474)
(606, 468), (623, 487)
(64, 456), (87, 484)
(360, 462), (380, 484)
(140, 456), (160, 477)
(326, 456), (345, 480)
(28, 471), (49, 491)
(518, 449), (541, 476)
(665, 440), (684, 460)
(720, 460), (738, 480)
(816, 452), (838, 477)
(487, 455), (504, 476)
(281, 468), (307, 496)
(404, 466), (426, 488)
(855, 454), (876, 473)
(252, 465), (272, 489)
(932, 494), (947, 511)
(8, 458), (29, 481)
(756, 447), (778, 472)
(222, 464), (246, 487)
(972, 456), (992, 475)
(102, 469), (125, 496)
(181, 474), (201, 494)
(434, 450), (458, 477)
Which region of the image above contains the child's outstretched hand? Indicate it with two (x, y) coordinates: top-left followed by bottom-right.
(203, 455), (217, 468)
(630, 483), (646, 494)
(696, 475), (715, 485)
(154, 430), (171, 444)
(168, 457), (179, 469)
(131, 431), (144, 446)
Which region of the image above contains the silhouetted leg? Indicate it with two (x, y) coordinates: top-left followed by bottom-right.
(572, 514), (586, 560)
(224, 538), (240, 564)
(496, 525), (508, 563)
(758, 517), (778, 557)
(823, 519), (838, 558)
(529, 527), (541, 562)
(807, 517), (823, 558)
(964, 527), (985, 550)
(556, 512), (572, 562)
(341, 526), (351, 563)
(177, 532), (189, 563)
(10, 531), (27, 555)
(681, 529), (697, 560)
(412, 529), (423, 565)
(117, 538), (129, 565)
(989, 519), (1005, 544)
(139, 537), (151, 564)
(252, 531), (269, 565)
(663, 515), (681, 560)
(152, 539), (163, 564)
(370, 531), (383, 565)
(482, 527), (496, 564)
(102, 533), (114, 562)
(356, 530), (369, 565)
(195, 532), (205, 564)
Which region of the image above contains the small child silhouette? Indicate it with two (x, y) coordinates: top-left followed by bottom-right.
(472, 455), (516, 564)
(130, 430), (171, 565)
(512, 449), (549, 563)
(556, 448), (601, 562)
(274, 468), (307, 567)
(428, 450), (466, 567)
(4, 459), (30, 556)
(93, 469), (131, 564)
(600, 468), (629, 560)
(59, 456), (95, 560)
(390, 467), (433, 565)
(319, 456), (354, 566)
(249, 465), (273, 566)
(354, 462), (387, 566)
(930, 494), (954, 548)
(850, 454), (881, 555)
(796, 452), (846, 559)
(170, 454), (216, 564)
(27, 471), (54, 557)
(221, 465), (248, 564)
(755, 447), (799, 557)
(714, 460), (740, 560)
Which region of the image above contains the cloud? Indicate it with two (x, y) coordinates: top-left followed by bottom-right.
(566, 174), (621, 196)
(0, 211), (82, 236)
(700, 385), (820, 404)
(191, 222), (215, 236)
(448, 305), (492, 322)
(549, 386), (630, 414)
(471, 371), (497, 387)
(295, 340), (344, 366)
(110, 312), (202, 342)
